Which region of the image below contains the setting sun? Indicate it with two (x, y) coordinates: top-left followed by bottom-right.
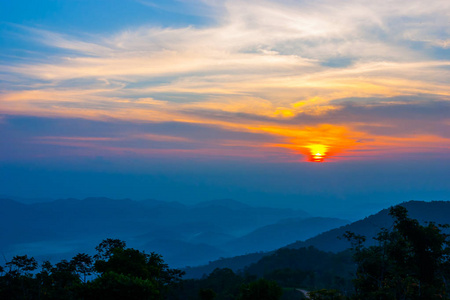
(306, 144), (328, 162)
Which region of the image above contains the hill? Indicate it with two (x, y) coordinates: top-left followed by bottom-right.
(286, 200), (450, 252)
(223, 217), (349, 254)
(0, 197), (311, 267)
(185, 200), (450, 278)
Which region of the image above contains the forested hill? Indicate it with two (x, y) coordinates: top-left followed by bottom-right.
(285, 200), (450, 252)
(185, 200), (450, 278)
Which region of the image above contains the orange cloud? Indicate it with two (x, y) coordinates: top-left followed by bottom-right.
(254, 124), (362, 162)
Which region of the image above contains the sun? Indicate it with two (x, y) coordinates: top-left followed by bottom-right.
(305, 144), (328, 162)
(312, 152), (324, 162)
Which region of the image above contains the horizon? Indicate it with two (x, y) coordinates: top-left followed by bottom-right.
(1, 187), (448, 221)
(1, 0), (449, 220)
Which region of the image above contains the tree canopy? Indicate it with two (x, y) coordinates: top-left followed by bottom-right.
(0, 239), (184, 300)
(345, 205), (450, 300)
(2, 205), (450, 300)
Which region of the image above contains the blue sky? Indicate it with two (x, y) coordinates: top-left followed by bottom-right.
(0, 0), (449, 219)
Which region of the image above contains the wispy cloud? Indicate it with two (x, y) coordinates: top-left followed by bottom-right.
(1, 0), (449, 161)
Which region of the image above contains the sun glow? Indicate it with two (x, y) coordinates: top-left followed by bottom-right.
(306, 144), (328, 162)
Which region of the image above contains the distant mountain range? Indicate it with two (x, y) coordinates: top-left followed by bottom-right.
(5, 197), (445, 275)
(185, 200), (450, 278)
(223, 217), (348, 254)
(0, 197), (348, 267)
(286, 200), (450, 252)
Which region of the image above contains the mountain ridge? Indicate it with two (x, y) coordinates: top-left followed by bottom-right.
(184, 200), (450, 278)
(0, 197), (311, 267)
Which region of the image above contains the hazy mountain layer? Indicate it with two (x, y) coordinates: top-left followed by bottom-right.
(185, 200), (450, 278)
(1, 197), (320, 267)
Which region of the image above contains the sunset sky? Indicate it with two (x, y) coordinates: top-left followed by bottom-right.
(1, 0), (449, 218)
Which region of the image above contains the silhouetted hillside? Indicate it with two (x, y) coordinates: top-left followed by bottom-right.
(223, 217), (349, 253)
(185, 200), (450, 278)
(286, 200), (450, 252)
(184, 252), (268, 279)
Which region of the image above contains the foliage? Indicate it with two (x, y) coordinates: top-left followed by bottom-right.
(39, 259), (81, 299)
(93, 238), (126, 261)
(2, 205), (450, 300)
(0, 238), (184, 300)
(84, 271), (160, 300)
(345, 205), (450, 300)
(199, 288), (217, 300)
(0, 255), (39, 300)
(171, 268), (246, 300)
(309, 289), (347, 300)
(71, 253), (94, 283)
(238, 278), (283, 300)
(93, 246), (184, 299)
(244, 246), (355, 291)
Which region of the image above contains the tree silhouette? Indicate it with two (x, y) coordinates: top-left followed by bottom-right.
(1, 255), (38, 299)
(238, 278), (282, 300)
(87, 239), (184, 300)
(93, 238), (126, 261)
(345, 205), (450, 300)
(71, 253), (94, 284)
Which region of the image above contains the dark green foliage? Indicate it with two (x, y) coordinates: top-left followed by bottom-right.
(173, 268), (246, 300)
(244, 247), (355, 291)
(71, 253), (94, 283)
(0, 255), (39, 300)
(346, 205), (450, 300)
(288, 201), (450, 253)
(309, 289), (347, 300)
(175, 271), (284, 300)
(199, 288), (217, 300)
(280, 288), (306, 300)
(183, 252), (267, 279)
(238, 278), (283, 300)
(173, 248), (355, 300)
(36, 259), (81, 299)
(264, 268), (312, 287)
(93, 238), (126, 261)
(84, 271), (160, 300)
(2, 204), (450, 300)
(6, 255), (38, 276)
(89, 240), (184, 300)
(0, 238), (184, 300)
(179, 205), (450, 300)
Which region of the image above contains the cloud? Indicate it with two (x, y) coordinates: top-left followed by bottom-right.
(1, 0), (449, 161)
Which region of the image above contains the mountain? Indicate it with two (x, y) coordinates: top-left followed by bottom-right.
(6, 197), (444, 272)
(184, 252), (268, 279)
(286, 200), (450, 252)
(193, 198), (253, 210)
(222, 217), (349, 254)
(0, 197), (310, 267)
(184, 200), (450, 278)
(142, 238), (227, 267)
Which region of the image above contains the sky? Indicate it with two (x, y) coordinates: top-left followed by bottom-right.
(0, 0), (449, 219)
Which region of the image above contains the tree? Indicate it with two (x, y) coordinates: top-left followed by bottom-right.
(199, 288), (217, 300)
(88, 239), (184, 300)
(309, 289), (347, 300)
(0, 239), (184, 300)
(85, 271), (160, 300)
(93, 238), (126, 261)
(345, 205), (450, 300)
(238, 278), (283, 300)
(36, 259), (81, 300)
(1, 255), (38, 300)
(5, 255), (38, 276)
(71, 253), (94, 284)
